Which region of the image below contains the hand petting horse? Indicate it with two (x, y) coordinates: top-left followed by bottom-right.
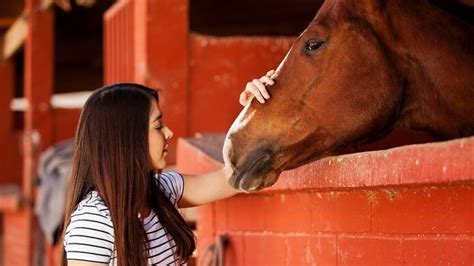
(224, 0), (474, 192)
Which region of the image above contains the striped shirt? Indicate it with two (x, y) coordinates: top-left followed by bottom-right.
(64, 172), (185, 265)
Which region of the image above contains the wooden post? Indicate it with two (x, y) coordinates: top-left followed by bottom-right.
(24, 0), (54, 202)
(136, 0), (190, 162)
(4, 0), (55, 265)
(105, 0), (190, 162)
(0, 58), (14, 183)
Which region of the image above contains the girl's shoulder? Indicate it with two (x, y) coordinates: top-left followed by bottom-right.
(71, 191), (112, 222)
(154, 171), (184, 207)
(64, 191), (115, 264)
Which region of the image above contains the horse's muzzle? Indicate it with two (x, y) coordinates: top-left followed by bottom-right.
(228, 146), (278, 192)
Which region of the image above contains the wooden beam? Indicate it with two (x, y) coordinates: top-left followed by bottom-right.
(2, 0), (60, 60)
(3, 16), (27, 60)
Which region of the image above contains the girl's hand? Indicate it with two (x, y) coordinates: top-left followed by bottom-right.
(239, 70), (275, 106)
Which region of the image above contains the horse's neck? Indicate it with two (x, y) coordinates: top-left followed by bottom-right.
(385, 1), (474, 139)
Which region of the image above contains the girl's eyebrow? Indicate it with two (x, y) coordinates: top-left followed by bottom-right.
(153, 114), (163, 122)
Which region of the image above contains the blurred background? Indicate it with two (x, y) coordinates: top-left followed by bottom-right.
(0, 0), (473, 265)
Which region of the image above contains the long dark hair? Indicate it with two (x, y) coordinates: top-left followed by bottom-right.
(60, 83), (195, 265)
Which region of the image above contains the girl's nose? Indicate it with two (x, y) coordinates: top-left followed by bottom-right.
(162, 126), (174, 140)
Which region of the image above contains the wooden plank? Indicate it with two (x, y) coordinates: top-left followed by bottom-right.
(3, 16), (27, 60)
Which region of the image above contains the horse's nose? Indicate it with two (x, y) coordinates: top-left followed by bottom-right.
(229, 145), (275, 192)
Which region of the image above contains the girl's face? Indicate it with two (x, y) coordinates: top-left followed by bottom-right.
(149, 101), (173, 170)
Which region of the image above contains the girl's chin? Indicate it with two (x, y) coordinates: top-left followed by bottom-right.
(158, 159), (167, 168)
(151, 161), (167, 171)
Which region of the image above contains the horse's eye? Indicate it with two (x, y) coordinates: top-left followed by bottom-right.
(304, 39), (325, 53)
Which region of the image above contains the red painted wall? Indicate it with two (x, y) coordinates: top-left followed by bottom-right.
(189, 35), (294, 133)
(177, 136), (474, 265)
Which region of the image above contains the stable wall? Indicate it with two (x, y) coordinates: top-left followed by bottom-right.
(189, 35), (294, 134)
(177, 135), (474, 265)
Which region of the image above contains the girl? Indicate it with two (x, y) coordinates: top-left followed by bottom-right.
(61, 71), (275, 265)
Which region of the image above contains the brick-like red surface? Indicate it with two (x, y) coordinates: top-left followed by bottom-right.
(263, 193), (313, 233)
(372, 186), (474, 234)
(286, 235), (337, 265)
(243, 234), (287, 265)
(214, 200), (228, 232)
(227, 195), (267, 232)
(177, 137), (474, 265)
(337, 237), (403, 265)
(310, 191), (372, 233)
(196, 204), (216, 257)
(403, 238), (474, 265)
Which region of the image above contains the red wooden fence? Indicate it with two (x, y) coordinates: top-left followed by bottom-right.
(177, 135), (474, 265)
(103, 0), (135, 84)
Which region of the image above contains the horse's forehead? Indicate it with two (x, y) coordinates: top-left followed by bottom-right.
(314, 0), (354, 25)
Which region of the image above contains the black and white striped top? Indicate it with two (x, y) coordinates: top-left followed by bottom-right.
(64, 172), (185, 265)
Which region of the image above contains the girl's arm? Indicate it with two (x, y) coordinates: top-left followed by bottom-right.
(179, 71), (275, 208)
(179, 167), (236, 208)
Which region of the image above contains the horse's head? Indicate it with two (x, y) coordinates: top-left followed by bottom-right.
(223, 0), (408, 192)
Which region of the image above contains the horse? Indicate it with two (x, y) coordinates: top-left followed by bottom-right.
(222, 0), (474, 192)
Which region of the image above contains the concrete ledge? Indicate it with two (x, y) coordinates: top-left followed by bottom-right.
(177, 134), (474, 192)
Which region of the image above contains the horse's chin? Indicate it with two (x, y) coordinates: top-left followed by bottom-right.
(229, 170), (279, 192)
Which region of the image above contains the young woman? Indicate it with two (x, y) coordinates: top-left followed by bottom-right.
(61, 71), (275, 265)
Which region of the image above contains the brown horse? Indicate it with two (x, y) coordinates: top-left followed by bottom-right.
(223, 0), (474, 192)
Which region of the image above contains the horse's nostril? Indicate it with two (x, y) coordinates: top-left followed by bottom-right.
(231, 145), (275, 191)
